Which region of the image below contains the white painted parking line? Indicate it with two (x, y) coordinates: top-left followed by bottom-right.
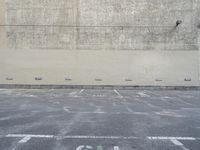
(6, 134), (54, 138)
(144, 90), (160, 96)
(149, 137), (192, 150)
(3, 134), (200, 150)
(69, 90), (80, 97)
(113, 89), (123, 98)
(6, 134), (137, 140)
(148, 137), (196, 140)
(5, 134), (199, 141)
(170, 139), (184, 146)
(70, 89), (84, 97)
(79, 89), (84, 94)
(63, 135), (138, 139)
(54, 110), (150, 115)
(180, 146), (190, 150)
(126, 106), (135, 113)
(137, 92), (150, 97)
(63, 107), (70, 112)
(170, 139), (190, 150)
(18, 136), (31, 143)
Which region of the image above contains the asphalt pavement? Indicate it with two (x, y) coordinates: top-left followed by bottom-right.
(0, 89), (200, 150)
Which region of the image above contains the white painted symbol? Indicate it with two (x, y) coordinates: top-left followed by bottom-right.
(76, 145), (94, 150)
(113, 146), (120, 150)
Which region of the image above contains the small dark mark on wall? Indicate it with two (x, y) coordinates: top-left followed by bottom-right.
(95, 79), (102, 81)
(155, 79), (163, 82)
(125, 79), (132, 82)
(184, 78), (192, 82)
(6, 77), (13, 81)
(35, 77), (42, 81)
(65, 78), (72, 81)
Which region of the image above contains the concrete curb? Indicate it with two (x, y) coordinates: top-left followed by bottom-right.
(0, 84), (199, 90)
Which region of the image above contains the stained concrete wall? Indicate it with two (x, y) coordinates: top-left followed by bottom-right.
(0, 0), (200, 86)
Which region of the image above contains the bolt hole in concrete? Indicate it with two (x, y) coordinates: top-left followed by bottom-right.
(176, 20), (182, 27)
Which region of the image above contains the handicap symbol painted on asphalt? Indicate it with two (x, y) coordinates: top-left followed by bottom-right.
(76, 145), (94, 150)
(76, 145), (120, 150)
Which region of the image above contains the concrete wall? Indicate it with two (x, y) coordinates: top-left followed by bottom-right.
(0, 0), (200, 86)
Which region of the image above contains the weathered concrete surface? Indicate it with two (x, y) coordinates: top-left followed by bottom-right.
(0, 0), (200, 86)
(0, 50), (199, 86)
(0, 89), (200, 150)
(0, 0), (7, 48)
(1, 0), (198, 50)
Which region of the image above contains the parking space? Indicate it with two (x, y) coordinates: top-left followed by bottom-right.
(0, 89), (200, 150)
(1, 135), (200, 150)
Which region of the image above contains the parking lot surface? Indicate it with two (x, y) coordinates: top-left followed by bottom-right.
(0, 89), (200, 150)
